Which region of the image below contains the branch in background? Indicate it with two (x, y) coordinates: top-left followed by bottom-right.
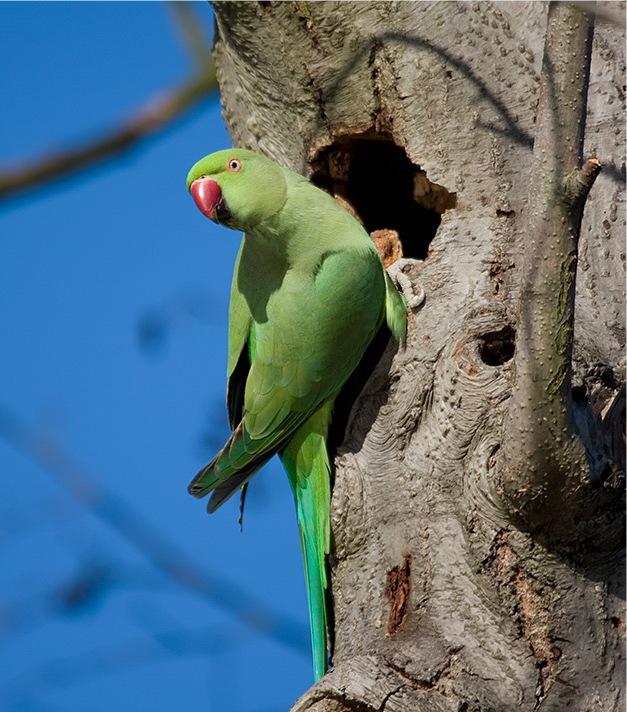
(0, 70), (217, 202)
(169, 1), (214, 66)
(0, 405), (309, 654)
(0, 3), (218, 203)
(0, 563), (106, 640)
(497, 2), (619, 535)
(1, 561), (151, 639)
(136, 289), (220, 356)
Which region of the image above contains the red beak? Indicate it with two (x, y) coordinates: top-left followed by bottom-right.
(190, 177), (222, 219)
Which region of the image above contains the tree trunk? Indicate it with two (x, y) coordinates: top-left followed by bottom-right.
(211, 2), (625, 709)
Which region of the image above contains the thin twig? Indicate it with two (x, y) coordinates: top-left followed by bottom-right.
(0, 3), (219, 203)
(0, 68), (217, 202)
(564, 157), (602, 204)
(169, 1), (214, 67)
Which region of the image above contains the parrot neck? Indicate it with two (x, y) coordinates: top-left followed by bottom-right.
(249, 171), (375, 271)
(245, 224), (289, 264)
(249, 219), (332, 273)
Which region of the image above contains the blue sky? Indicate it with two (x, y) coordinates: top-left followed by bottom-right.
(1, 3), (311, 710)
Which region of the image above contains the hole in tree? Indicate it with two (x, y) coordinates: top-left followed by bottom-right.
(479, 326), (516, 366)
(310, 131), (456, 260)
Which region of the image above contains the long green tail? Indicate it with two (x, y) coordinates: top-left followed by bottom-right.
(280, 399), (333, 681)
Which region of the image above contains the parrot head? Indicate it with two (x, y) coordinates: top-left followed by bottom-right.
(186, 148), (287, 230)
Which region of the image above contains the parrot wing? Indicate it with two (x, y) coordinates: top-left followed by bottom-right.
(188, 247), (385, 508)
(226, 240), (252, 429)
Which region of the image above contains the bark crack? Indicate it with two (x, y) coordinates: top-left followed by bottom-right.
(303, 63), (330, 130)
(386, 554), (411, 635)
(485, 531), (562, 708)
(377, 685), (404, 712)
(368, 40), (390, 134)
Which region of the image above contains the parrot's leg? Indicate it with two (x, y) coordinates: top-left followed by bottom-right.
(280, 399), (334, 681)
(387, 258), (425, 310)
(238, 482), (249, 531)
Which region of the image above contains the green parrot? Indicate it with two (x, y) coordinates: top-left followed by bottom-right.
(186, 148), (407, 680)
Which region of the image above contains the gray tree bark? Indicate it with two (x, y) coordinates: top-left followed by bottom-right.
(210, 2), (625, 710)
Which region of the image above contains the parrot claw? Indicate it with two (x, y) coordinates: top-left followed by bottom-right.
(388, 258), (425, 310)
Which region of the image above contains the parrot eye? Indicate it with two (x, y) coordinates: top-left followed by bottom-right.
(227, 158), (242, 173)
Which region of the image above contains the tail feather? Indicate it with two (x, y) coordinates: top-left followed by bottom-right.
(280, 399), (333, 681)
(188, 421), (283, 503)
(208, 466), (261, 513)
(188, 396), (335, 680)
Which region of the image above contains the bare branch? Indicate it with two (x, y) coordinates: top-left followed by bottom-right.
(0, 67), (217, 202)
(564, 157), (602, 205)
(0, 405), (309, 654)
(0, 2), (218, 203)
(169, 1), (214, 67)
(0, 561), (170, 639)
(497, 2), (618, 535)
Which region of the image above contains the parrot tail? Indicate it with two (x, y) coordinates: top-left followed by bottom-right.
(188, 421), (281, 510)
(280, 399), (333, 681)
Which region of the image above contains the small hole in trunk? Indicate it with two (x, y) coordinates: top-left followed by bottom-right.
(479, 326), (515, 366)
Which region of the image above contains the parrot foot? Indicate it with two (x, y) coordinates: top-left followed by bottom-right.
(388, 258), (425, 310)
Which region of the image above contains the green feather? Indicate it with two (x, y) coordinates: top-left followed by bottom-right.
(280, 399), (333, 681)
(384, 271), (408, 345)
